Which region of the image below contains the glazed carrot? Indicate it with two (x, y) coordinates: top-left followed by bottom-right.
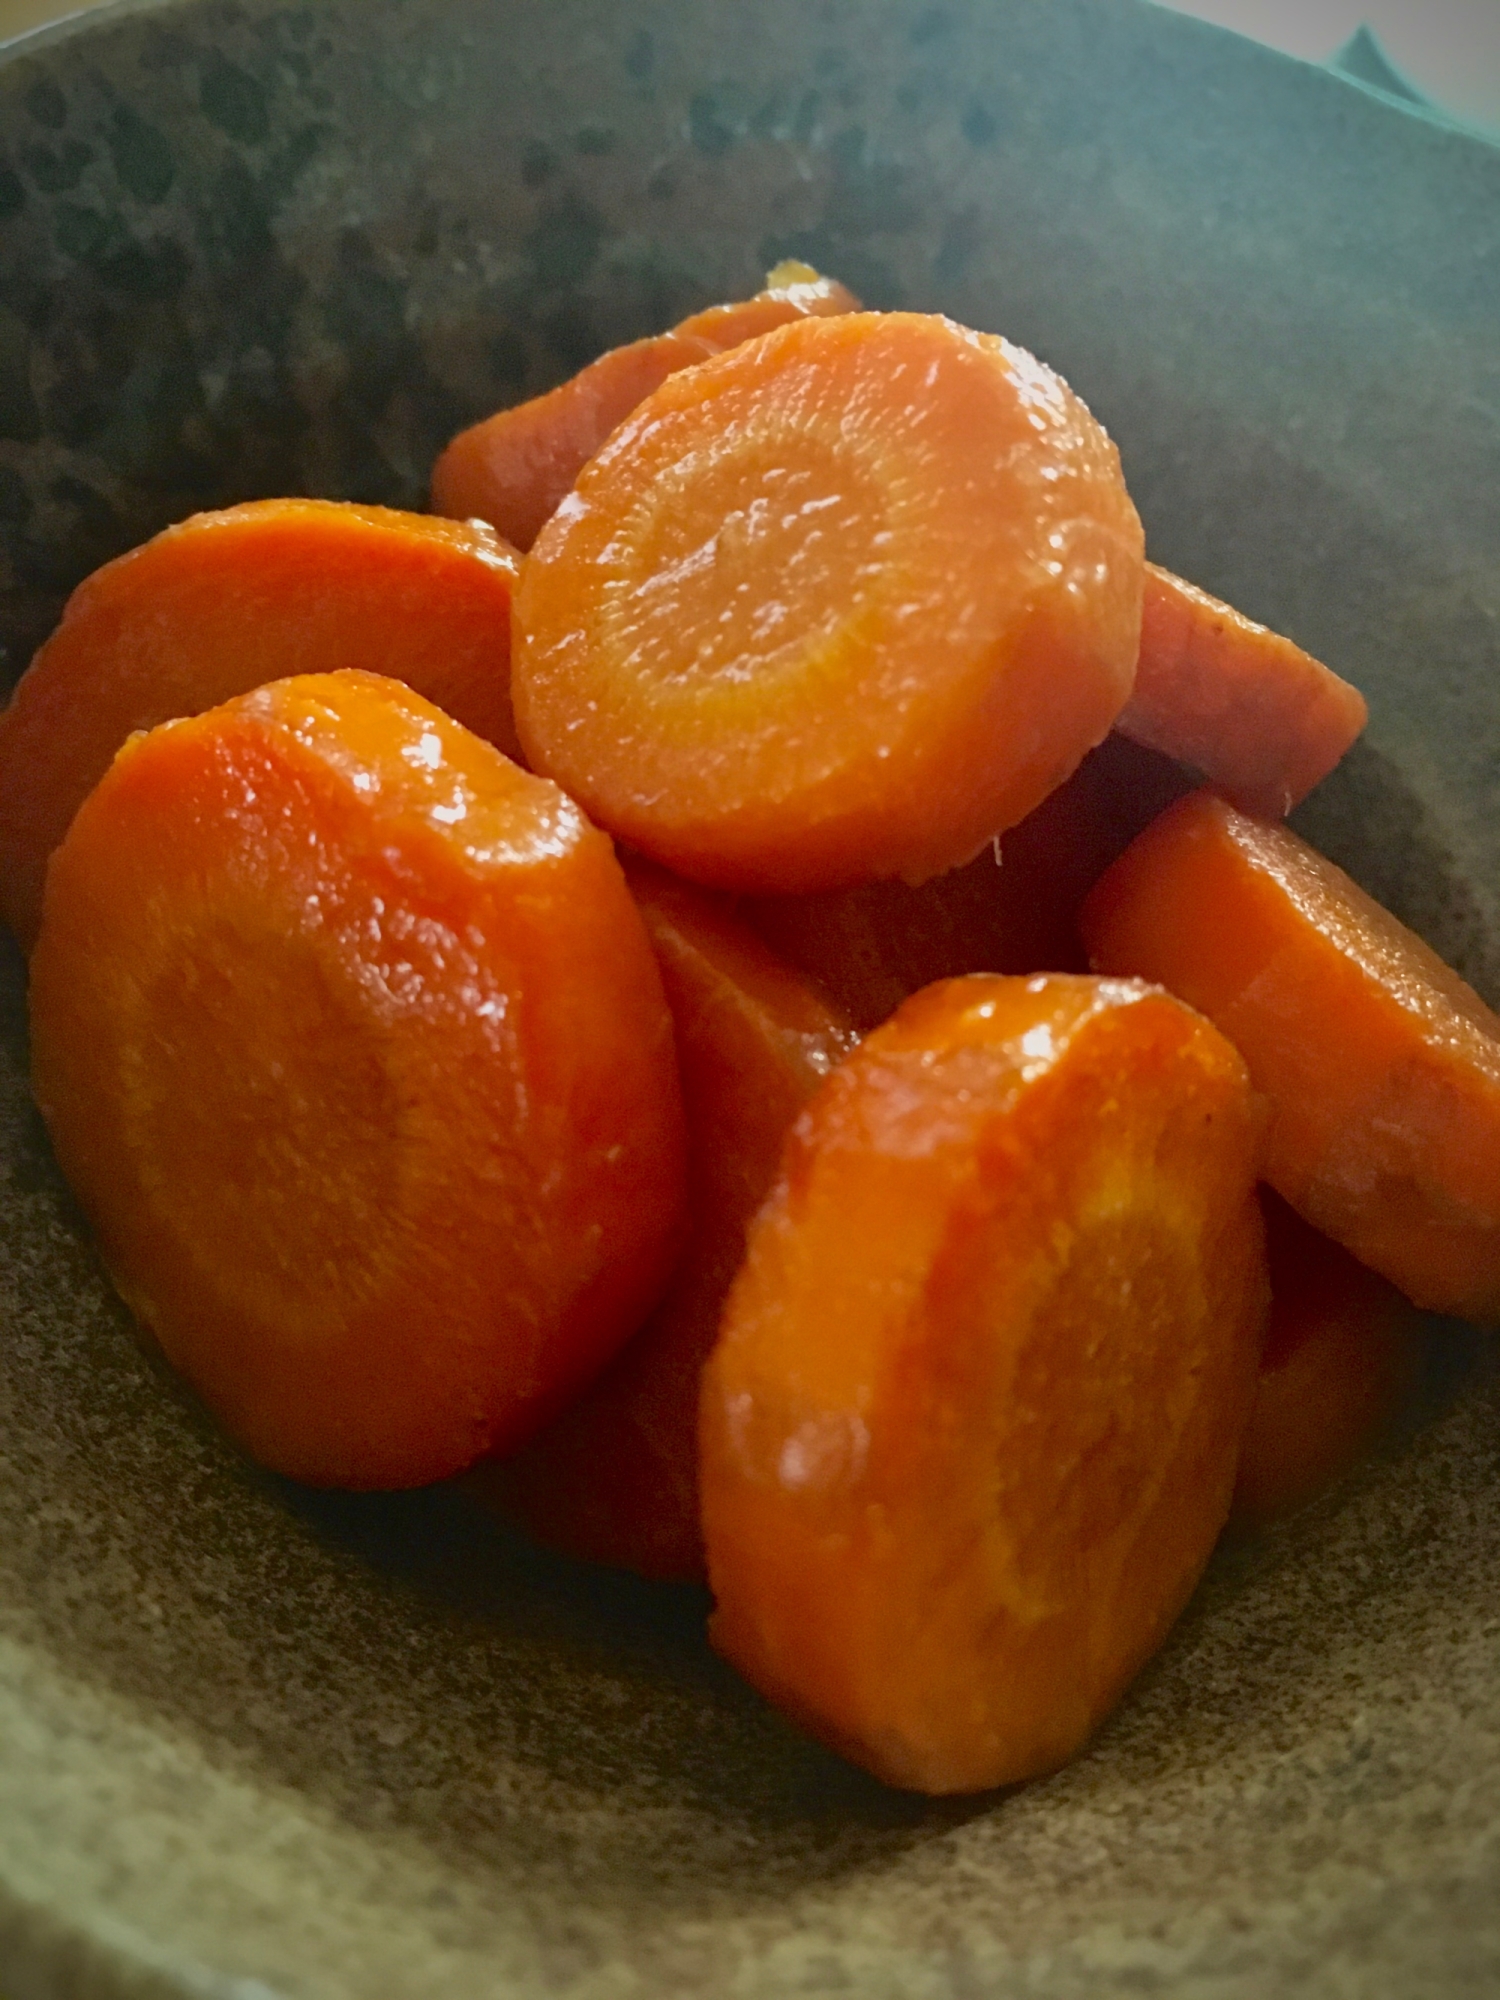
(513, 312), (1145, 896)
(1081, 789), (1500, 1324)
(1117, 564), (1368, 817)
(472, 860), (857, 1579)
(28, 671), (686, 1490)
(745, 734), (1190, 1030)
(0, 499), (523, 952)
(700, 973), (1267, 1794)
(430, 262), (860, 550)
(1229, 1191), (1422, 1530)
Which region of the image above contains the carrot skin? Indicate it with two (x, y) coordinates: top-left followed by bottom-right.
(1118, 564), (1367, 817)
(0, 499), (523, 952)
(472, 860), (856, 1579)
(29, 671), (687, 1489)
(745, 735), (1191, 1029)
(701, 972), (1267, 1793)
(513, 311), (1145, 897)
(1082, 788), (1500, 1324)
(1229, 1190), (1422, 1530)
(430, 264), (859, 550)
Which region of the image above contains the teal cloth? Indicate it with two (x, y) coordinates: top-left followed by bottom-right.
(1327, 24), (1497, 145)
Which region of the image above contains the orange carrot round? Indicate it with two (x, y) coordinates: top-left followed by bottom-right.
(1081, 788), (1500, 1324)
(430, 262), (859, 550)
(1118, 563), (1367, 817)
(745, 734), (1190, 1030)
(473, 859), (856, 1579)
(700, 972), (1267, 1794)
(0, 498), (523, 952)
(512, 312), (1145, 896)
(1229, 1190), (1422, 1530)
(29, 671), (686, 1490)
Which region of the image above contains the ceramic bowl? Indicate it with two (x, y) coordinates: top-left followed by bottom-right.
(2, 1), (1498, 1993)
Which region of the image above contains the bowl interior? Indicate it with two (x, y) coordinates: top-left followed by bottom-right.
(2, 2), (1499, 1993)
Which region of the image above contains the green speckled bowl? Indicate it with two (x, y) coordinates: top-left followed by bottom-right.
(2, 2), (1498, 1993)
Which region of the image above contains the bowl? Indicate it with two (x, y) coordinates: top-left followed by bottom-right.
(2, 1), (1499, 1992)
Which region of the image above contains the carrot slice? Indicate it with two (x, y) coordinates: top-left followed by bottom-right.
(513, 312), (1145, 896)
(700, 972), (1267, 1793)
(1081, 788), (1500, 1324)
(1117, 564), (1367, 817)
(430, 262), (860, 550)
(0, 498), (523, 953)
(29, 671), (686, 1489)
(1229, 1191), (1421, 1530)
(745, 734), (1190, 1030)
(472, 859), (857, 1579)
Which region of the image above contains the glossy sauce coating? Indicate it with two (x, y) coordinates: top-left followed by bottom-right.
(1083, 789), (1500, 1323)
(0, 498), (523, 952)
(29, 671), (686, 1488)
(1119, 564), (1368, 818)
(701, 972), (1267, 1793)
(430, 262), (860, 550)
(1230, 1190), (1421, 1530)
(512, 312), (1145, 896)
(745, 734), (1191, 1028)
(474, 860), (857, 1579)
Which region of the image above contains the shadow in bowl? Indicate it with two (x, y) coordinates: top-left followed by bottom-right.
(0, 927), (977, 1922)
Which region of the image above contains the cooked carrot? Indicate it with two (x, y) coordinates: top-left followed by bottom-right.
(1229, 1190), (1422, 1530)
(28, 670), (686, 1490)
(0, 498), (523, 953)
(472, 859), (857, 1579)
(513, 312), (1145, 897)
(700, 972), (1267, 1793)
(430, 262), (860, 550)
(745, 734), (1190, 1030)
(1081, 789), (1500, 1324)
(1117, 563), (1367, 817)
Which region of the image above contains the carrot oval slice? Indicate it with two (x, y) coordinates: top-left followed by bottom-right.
(29, 671), (686, 1490)
(1081, 789), (1500, 1324)
(700, 972), (1267, 1794)
(430, 262), (859, 550)
(472, 858), (857, 1580)
(1118, 564), (1368, 818)
(513, 312), (1145, 897)
(1229, 1190), (1421, 1531)
(0, 498), (523, 953)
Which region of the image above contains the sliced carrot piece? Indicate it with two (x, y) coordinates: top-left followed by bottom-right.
(1117, 564), (1367, 818)
(745, 734), (1190, 1030)
(0, 498), (523, 952)
(1229, 1190), (1422, 1530)
(430, 261), (860, 550)
(513, 312), (1145, 896)
(472, 859), (857, 1579)
(29, 671), (686, 1490)
(1081, 789), (1500, 1324)
(700, 973), (1267, 1794)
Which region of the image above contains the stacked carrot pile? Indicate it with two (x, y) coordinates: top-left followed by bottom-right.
(4, 262), (1490, 1795)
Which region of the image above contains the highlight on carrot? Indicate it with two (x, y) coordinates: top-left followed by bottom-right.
(700, 972), (1268, 1794)
(28, 671), (687, 1490)
(430, 261), (860, 551)
(513, 311), (1145, 897)
(1229, 1190), (1422, 1531)
(1081, 788), (1500, 1325)
(0, 498), (524, 953)
(745, 734), (1191, 1031)
(1117, 563), (1368, 818)
(471, 858), (857, 1580)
